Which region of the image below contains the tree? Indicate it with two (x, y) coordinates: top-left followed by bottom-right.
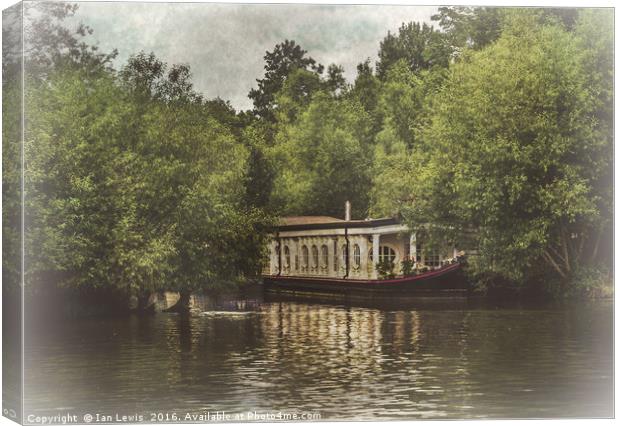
(369, 61), (447, 217)
(269, 92), (373, 218)
(401, 10), (612, 290)
(376, 22), (451, 80)
(24, 51), (274, 310)
(431, 6), (504, 53)
(248, 40), (323, 121)
(431, 6), (581, 56)
(273, 68), (324, 123)
(347, 59), (383, 138)
(324, 63), (347, 95)
(3, 2), (117, 306)
(20, 2), (117, 80)
(242, 123), (276, 210)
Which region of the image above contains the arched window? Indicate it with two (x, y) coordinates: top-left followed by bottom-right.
(353, 244), (361, 268)
(284, 246), (290, 269)
(320, 245), (329, 269)
(311, 245), (319, 268)
(379, 246), (396, 264)
(302, 246), (309, 269)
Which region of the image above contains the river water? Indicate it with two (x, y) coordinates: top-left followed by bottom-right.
(24, 292), (613, 421)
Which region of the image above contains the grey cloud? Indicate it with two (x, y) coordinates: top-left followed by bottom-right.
(70, 2), (436, 110)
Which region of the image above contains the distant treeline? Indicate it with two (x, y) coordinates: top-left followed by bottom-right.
(2, 4), (612, 305)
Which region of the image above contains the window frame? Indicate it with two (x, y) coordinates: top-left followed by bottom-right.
(311, 245), (319, 269)
(353, 244), (361, 268)
(320, 245), (329, 269)
(301, 245), (309, 269)
(284, 245), (290, 269)
(379, 245), (396, 264)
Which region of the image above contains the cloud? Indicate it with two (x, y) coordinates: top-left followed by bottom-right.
(70, 2), (436, 110)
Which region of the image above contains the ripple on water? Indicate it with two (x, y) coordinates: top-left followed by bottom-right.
(23, 299), (613, 420)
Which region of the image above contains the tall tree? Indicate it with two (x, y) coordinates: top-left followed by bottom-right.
(269, 92), (373, 218)
(248, 39), (323, 121)
(432, 6), (581, 56)
(376, 22), (450, 80)
(400, 10), (612, 291)
(324, 63), (347, 95)
(431, 6), (504, 53)
(369, 61), (447, 217)
(24, 48), (274, 308)
(347, 59), (383, 138)
(20, 2), (117, 80)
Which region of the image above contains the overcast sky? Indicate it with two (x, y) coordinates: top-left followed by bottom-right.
(68, 2), (437, 110)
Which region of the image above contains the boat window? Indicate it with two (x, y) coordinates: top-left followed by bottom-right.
(284, 246), (290, 269)
(379, 246), (396, 264)
(416, 242), (441, 267)
(425, 251), (441, 267)
(302, 245), (309, 268)
(321, 245), (329, 269)
(312, 245), (319, 268)
(353, 244), (361, 268)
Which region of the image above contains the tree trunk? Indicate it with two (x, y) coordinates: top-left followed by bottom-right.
(543, 250), (566, 278)
(560, 227), (571, 274)
(590, 227), (603, 263)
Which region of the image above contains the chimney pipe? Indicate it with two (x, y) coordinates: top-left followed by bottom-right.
(345, 201), (351, 221)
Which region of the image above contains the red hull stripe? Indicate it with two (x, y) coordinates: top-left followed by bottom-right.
(263, 262), (461, 285)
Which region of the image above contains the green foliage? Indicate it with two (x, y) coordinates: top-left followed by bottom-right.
(20, 2), (118, 80)
(23, 58), (273, 298)
(274, 68), (324, 123)
(242, 123), (276, 210)
(269, 92), (373, 218)
(544, 265), (613, 300)
(431, 6), (504, 52)
(325, 64), (347, 94)
(347, 59), (383, 137)
(8, 4), (613, 305)
(376, 259), (396, 280)
(2, 62), (22, 294)
(376, 22), (451, 79)
(401, 258), (415, 277)
(369, 64), (446, 217)
(396, 10), (612, 288)
(248, 39), (323, 121)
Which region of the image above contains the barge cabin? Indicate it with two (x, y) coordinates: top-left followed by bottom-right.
(263, 202), (467, 293)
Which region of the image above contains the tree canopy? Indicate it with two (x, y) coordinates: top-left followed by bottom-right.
(4, 5), (613, 304)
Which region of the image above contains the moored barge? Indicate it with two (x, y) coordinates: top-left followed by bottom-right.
(263, 202), (468, 294)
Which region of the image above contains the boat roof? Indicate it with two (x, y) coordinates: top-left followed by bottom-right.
(277, 215), (401, 231)
(279, 216), (344, 226)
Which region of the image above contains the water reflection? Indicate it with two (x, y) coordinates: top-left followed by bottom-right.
(24, 296), (612, 420)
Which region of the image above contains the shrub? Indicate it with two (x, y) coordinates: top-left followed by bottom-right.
(401, 258), (415, 276)
(376, 259), (396, 279)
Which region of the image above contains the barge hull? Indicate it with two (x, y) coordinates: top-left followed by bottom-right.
(263, 263), (467, 294)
